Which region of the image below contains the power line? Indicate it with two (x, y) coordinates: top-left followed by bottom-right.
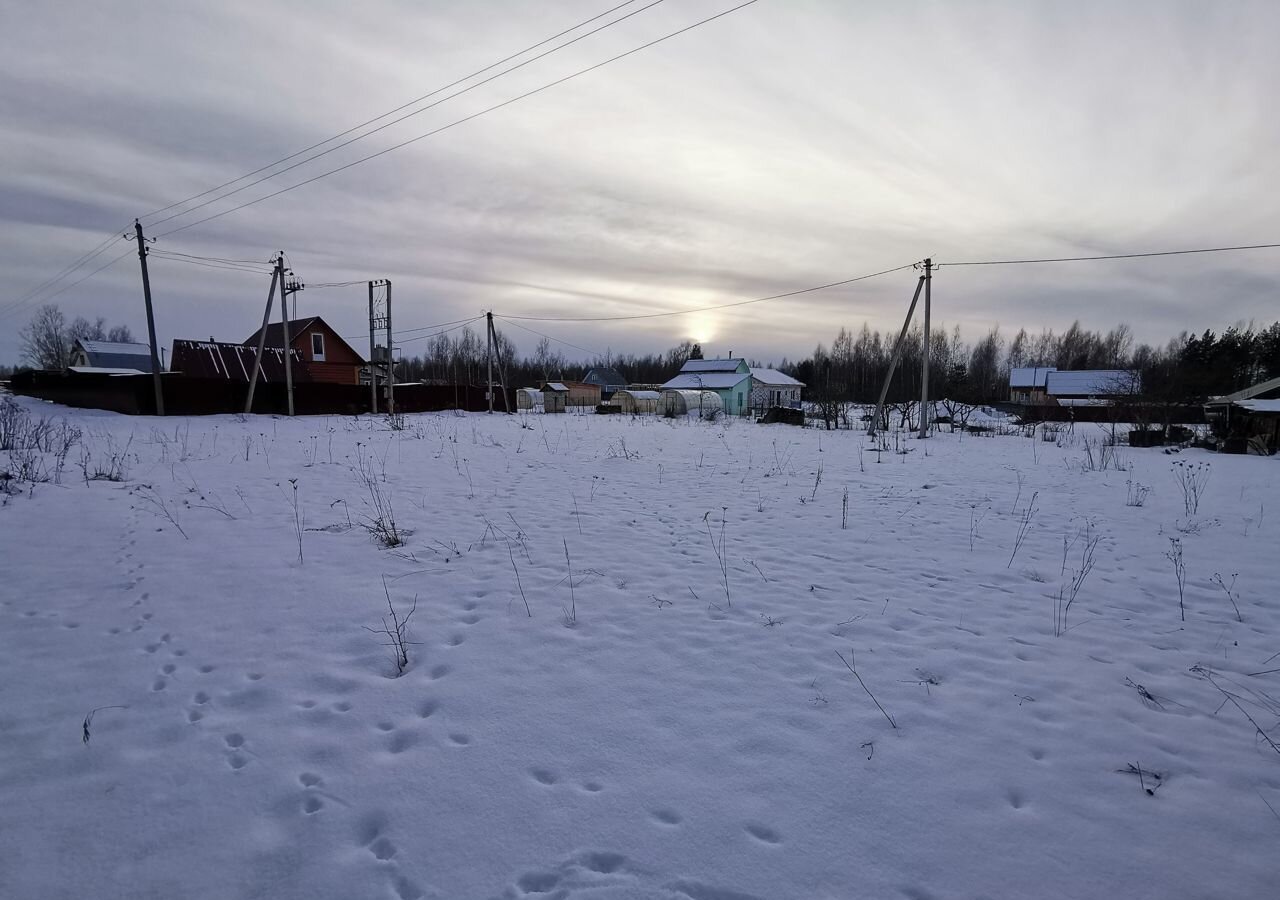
(138, 0), (650, 223)
(499, 261), (919, 322)
(494, 315), (608, 359)
(143, 0), (670, 231)
(0, 247), (137, 326)
(153, 0), (760, 239)
(150, 249), (276, 266)
(148, 252), (275, 275)
(939, 242), (1280, 267)
(396, 315), (488, 345)
(0, 230), (129, 323)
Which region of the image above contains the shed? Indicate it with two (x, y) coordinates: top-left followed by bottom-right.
(516, 387), (544, 411)
(542, 382), (568, 414)
(659, 389), (723, 418)
(69, 340), (155, 373)
(614, 389), (661, 414)
(555, 380), (602, 409)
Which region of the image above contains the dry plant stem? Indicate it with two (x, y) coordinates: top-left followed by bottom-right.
(508, 543), (531, 617)
(82, 705), (127, 745)
(562, 539), (577, 626)
(835, 649), (897, 729)
(363, 577), (417, 675)
(1008, 492), (1039, 568)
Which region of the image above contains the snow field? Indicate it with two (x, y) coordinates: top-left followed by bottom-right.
(1, 400), (1278, 899)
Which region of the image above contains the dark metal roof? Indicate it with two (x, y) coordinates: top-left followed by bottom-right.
(244, 317), (321, 348)
(170, 340), (301, 381)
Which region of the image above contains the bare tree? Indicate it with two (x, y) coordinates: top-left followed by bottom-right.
(19, 305), (69, 370)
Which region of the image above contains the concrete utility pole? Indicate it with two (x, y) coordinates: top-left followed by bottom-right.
(278, 255), (295, 417)
(245, 258), (282, 414)
(870, 271), (926, 437)
(919, 258), (933, 439)
(131, 220), (165, 416)
(368, 281), (378, 415)
(486, 311), (494, 414)
(385, 280), (394, 416)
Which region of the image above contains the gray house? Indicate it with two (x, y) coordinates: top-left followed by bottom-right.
(583, 367), (626, 398)
(749, 368), (804, 412)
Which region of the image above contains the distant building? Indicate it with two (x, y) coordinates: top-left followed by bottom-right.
(582, 367), (626, 398)
(1008, 367), (1055, 404)
(244, 317), (365, 385)
(1045, 370), (1139, 404)
(554, 380), (602, 408)
(660, 358), (752, 416)
(749, 368), (804, 412)
(69, 340), (155, 374)
(1009, 367), (1139, 405)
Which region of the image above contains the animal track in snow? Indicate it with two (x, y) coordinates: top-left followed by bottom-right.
(299, 772), (322, 787)
(416, 700), (438, 719)
(651, 809), (681, 825)
(530, 769), (558, 785)
(448, 733), (471, 746)
(745, 823), (781, 844)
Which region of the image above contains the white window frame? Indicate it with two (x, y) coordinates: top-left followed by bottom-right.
(311, 332), (326, 361)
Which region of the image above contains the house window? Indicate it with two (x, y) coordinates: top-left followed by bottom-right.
(311, 332), (325, 361)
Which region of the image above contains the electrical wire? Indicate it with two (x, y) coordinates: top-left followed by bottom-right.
(152, 1), (760, 239)
(499, 260), (918, 323)
(148, 252), (275, 275)
(938, 242), (1280, 267)
(150, 249), (276, 266)
(0, 247), (137, 326)
(143, 0), (669, 231)
(494, 315), (607, 359)
(0, 230), (129, 322)
(138, 0), (650, 223)
(395, 315), (488, 345)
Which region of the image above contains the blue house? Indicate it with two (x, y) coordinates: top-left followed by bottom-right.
(660, 358), (752, 416)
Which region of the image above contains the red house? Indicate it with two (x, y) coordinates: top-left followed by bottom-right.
(244, 317), (365, 385)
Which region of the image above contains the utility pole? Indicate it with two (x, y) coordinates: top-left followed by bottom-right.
(385, 280), (394, 416)
(486, 311), (494, 414)
(367, 279), (392, 415)
(245, 258), (282, 414)
(870, 270), (926, 437)
(284, 276), (305, 322)
(918, 258), (932, 439)
(368, 281), (378, 415)
(129, 220), (165, 415)
(278, 254), (294, 417)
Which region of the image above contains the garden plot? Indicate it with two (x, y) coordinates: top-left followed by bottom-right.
(1, 397), (1278, 900)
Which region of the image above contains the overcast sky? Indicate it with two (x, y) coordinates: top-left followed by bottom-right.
(2, 0), (1278, 367)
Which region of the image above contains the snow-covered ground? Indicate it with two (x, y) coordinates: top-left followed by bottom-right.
(2, 397), (1278, 900)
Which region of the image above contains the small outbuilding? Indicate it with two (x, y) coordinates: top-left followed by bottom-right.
(614, 389), (661, 414)
(659, 389), (723, 418)
(517, 387), (544, 411)
(750, 368), (804, 413)
(542, 382), (569, 413)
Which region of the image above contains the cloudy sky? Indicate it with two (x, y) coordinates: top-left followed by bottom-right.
(2, 0), (1278, 367)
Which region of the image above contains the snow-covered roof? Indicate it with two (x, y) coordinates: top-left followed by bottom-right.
(750, 368), (804, 387)
(1009, 367), (1056, 389)
(679, 358), (745, 373)
(68, 366), (147, 375)
(614, 390), (660, 400)
(73, 340), (155, 372)
(1238, 399), (1280, 413)
(1045, 370), (1137, 397)
(543, 382), (568, 392)
(1211, 375), (1280, 405)
(76, 340), (152, 357)
(661, 372), (751, 390)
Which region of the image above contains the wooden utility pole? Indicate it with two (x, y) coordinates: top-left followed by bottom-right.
(278, 255), (295, 417)
(870, 271), (926, 437)
(131, 220), (165, 416)
(245, 257), (282, 414)
(368, 281), (378, 415)
(486, 311), (494, 414)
